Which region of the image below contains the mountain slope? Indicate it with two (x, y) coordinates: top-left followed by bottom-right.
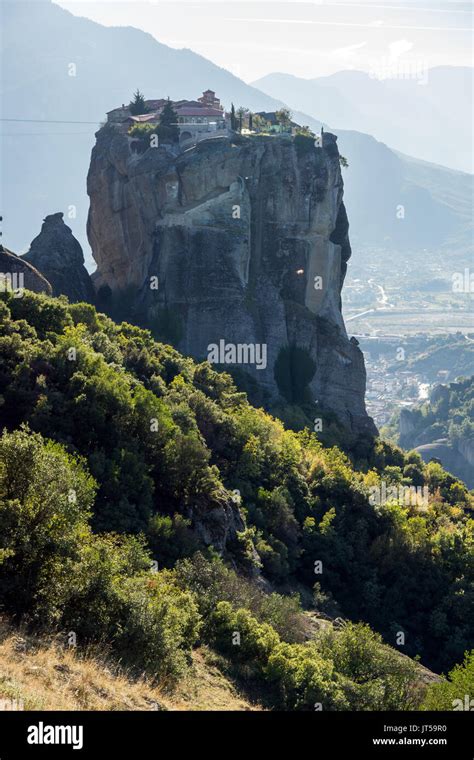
(0, 287), (472, 679)
(1, 0), (472, 263)
(253, 67), (474, 173)
(335, 131), (472, 253)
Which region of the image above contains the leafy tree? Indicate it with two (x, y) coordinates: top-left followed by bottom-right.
(0, 426), (95, 618)
(236, 106), (249, 132)
(275, 107), (292, 128)
(147, 512), (199, 567)
(0, 425), (200, 680)
(319, 623), (422, 710)
(296, 126), (315, 138)
(8, 290), (72, 339)
(253, 114), (270, 132)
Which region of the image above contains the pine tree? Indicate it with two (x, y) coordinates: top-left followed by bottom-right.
(129, 89), (148, 116)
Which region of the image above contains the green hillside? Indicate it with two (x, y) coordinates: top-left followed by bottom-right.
(389, 334), (474, 383)
(0, 290), (473, 709)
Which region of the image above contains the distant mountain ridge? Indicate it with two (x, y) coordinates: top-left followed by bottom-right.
(252, 67), (474, 174)
(1, 0), (472, 264)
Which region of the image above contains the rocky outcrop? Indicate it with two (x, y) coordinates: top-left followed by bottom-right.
(415, 439), (474, 489)
(187, 488), (246, 556)
(457, 437), (474, 471)
(87, 126), (376, 439)
(399, 407), (417, 439)
(0, 245), (52, 295)
(23, 213), (94, 304)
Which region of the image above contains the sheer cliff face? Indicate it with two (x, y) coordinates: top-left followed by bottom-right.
(87, 127), (376, 438)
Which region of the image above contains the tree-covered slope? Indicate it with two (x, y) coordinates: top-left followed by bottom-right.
(384, 376), (474, 489)
(0, 290), (472, 708)
(386, 334), (474, 385)
(397, 376), (474, 450)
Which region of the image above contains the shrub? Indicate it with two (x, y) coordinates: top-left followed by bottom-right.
(208, 601), (279, 666)
(175, 553), (307, 643)
(128, 123), (156, 139)
(0, 427), (200, 680)
(108, 572), (200, 680)
(205, 599), (422, 711)
(0, 426), (95, 618)
(8, 291), (72, 339)
(266, 641), (348, 710)
(69, 302), (100, 332)
(422, 651), (474, 711)
(318, 623), (422, 710)
(50, 531), (201, 681)
(147, 513), (200, 567)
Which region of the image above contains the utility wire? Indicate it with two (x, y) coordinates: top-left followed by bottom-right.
(0, 118), (101, 124)
(1, 132), (95, 136)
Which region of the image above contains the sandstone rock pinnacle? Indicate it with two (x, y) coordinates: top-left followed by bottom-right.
(87, 127), (377, 440)
(24, 213), (94, 304)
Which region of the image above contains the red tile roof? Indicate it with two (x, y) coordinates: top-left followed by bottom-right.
(176, 106), (224, 117)
(112, 94), (225, 124)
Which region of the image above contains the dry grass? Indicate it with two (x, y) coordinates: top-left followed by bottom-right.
(0, 618), (261, 712)
(161, 649), (262, 711)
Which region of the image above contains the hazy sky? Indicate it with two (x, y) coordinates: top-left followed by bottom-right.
(57, 0), (473, 81)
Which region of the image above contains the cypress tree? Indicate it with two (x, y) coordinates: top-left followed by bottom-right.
(230, 103), (237, 131)
(159, 98), (180, 143)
